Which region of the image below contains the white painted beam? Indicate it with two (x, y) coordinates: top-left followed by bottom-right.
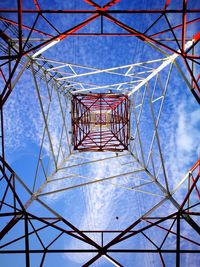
(128, 40), (194, 96)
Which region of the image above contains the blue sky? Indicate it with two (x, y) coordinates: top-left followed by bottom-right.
(0, 0), (200, 266)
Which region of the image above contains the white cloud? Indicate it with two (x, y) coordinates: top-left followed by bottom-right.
(176, 102), (200, 154)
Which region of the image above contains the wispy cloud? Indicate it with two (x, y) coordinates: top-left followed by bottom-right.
(4, 71), (43, 156)
(165, 95), (200, 186)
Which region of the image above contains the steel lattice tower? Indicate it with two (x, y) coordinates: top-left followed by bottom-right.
(0, 1), (199, 266)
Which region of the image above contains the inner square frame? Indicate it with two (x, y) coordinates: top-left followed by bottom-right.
(71, 93), (130, 152)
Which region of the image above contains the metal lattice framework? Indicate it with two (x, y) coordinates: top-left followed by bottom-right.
(0, 0), (200, 266)
(72, 93), (129, 151)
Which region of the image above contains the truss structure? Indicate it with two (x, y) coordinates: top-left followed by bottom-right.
(0, 1), (200, 266)
(72, 93), (129, 151)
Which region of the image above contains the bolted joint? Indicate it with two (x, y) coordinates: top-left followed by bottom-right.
(99, 247), (107, 255)
(98, 9), (105, 15)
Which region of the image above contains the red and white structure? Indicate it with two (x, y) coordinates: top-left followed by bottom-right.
(0, 0), (199, 266)
(72, 94), (129, 151)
